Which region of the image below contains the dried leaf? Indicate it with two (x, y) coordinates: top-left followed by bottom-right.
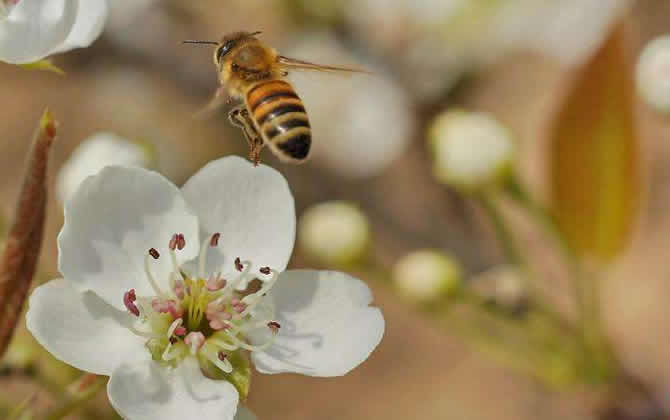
(550, 25), (639, 260)
(0, 109), (56, 357)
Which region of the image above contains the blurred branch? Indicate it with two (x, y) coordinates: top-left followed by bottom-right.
(45, 374), (107, 420)
(0, 109), (56, 358)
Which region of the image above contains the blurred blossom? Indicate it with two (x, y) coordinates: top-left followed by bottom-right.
(27, 157), (384, 420)
(636, 35), (670, 114)
(0, 0), (107, 64)
(470, 265), (526, 311)
(2, 327), (39, 370)
(298, 201), (370, 266)
(428, 110), (514, 192)
(298, 0), (632, 99)
(392, 250), (462, 302)
(287, 33), (415, 178)
(56, 132), (154, 205)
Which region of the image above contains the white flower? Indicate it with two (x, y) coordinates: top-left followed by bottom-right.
(56, 132), (153, 205)
(637, 34), (670, 115)
(392, 250), (462, 302)
(298, 201), (370, 266)
(428, 110), (514, 191)
(0, 0), (108, 64)
(26, 156), (384, 420)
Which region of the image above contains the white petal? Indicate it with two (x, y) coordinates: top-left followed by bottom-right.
(0, 0), (77, 64)
(108, 358), (239, 420)
(52, 0), (107, 54)
(56, 132), (152, 205)
(58, 166), (199, 310)
(25, 279), (148, 376)
(181, 156), (295, 282)
(250, 270), (384, 377)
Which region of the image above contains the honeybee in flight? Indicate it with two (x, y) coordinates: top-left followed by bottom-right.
(184, 31), (370, 165)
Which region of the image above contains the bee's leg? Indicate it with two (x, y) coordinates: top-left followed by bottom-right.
(228, 106), (265, 166)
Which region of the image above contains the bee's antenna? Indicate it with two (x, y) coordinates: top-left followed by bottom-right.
(249, 31), (262, 37)
(183, 40), (219, 45)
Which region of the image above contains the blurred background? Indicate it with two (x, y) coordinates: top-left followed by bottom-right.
(2, 0), (670, 419)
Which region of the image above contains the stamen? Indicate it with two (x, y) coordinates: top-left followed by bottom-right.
(268, 321), (281, 334)
(223, 330), (276, 352)
(177, 233), (186, 250)
(184, 332), (205, 355)
(235, 257), (243, 271)
(218, 351), (227, 361)
(123, 289), (140, 317)
(206, 273), (226, 291)
(239, 268), (279, 317)
(168, 234), (185, 281)
(162, 318), (184, 361)
(201, 343), (233, 373)
(199, 233), (221, 279)
(144, 251), (167, 298)
(174, 326), (187, 336)
(149, 248), (160, 259)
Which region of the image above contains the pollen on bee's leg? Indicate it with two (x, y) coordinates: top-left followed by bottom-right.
(123, 289), (140, 317)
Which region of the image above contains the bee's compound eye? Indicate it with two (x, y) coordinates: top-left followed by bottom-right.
(216, 40), (236, 62)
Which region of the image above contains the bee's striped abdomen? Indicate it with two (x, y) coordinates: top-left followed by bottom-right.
(246, 79), (311, 161)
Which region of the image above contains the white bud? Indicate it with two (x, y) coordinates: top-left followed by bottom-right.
(57, 132), (154, 204)
(470, 265), (526, 311)
(392, 250), (462, 302)
(428, 110), (514, 192)
(637, 34), (670, 114)
(298, 201), (370, 266)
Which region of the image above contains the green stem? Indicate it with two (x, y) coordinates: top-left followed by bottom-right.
(504, 175), (613, 384)
(45, 375), (107, 420)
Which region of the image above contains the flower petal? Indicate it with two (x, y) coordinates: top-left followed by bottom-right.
(25, 278), (148, 376)
(52, 0), (107, 54)
(181, 156), (295, 282)
(249, 270), (384, 377)
(108, 358), (239, 420)
(58, 166), (199, 310)
(56, 132), (152, 204)
(0, 0), (78, 64)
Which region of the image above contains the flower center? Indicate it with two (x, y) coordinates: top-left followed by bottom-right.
(122, 233), (281, 378)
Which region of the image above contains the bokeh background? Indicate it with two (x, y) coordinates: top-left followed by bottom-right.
(2, 0), (670, 419)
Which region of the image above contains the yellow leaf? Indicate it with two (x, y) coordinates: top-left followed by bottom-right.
(550, 25), (640, 260)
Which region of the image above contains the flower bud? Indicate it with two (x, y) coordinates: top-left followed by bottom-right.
(392, 250), (462, 302)
(56, 132), (154, 204)
(470, 265), (527, 312)
(636, 34), (670, 114)
(298, 201), (370, 266)
(428, 110), (514, 192)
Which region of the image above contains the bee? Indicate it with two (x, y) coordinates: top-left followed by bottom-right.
(184, 31), (369, 165)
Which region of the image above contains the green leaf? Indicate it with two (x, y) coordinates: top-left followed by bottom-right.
(550, 25), (640, 260)
(19, 59), (65, 76)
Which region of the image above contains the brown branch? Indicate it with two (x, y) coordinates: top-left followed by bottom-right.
(0, 109), (56, 357)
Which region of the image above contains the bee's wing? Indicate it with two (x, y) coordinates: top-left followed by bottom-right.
(193, 86), (232, 120)
(277, 55), (372, 75)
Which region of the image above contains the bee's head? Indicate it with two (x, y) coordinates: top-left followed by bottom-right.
(213, 31), (262, 66)
(182, 31), (263, 68)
